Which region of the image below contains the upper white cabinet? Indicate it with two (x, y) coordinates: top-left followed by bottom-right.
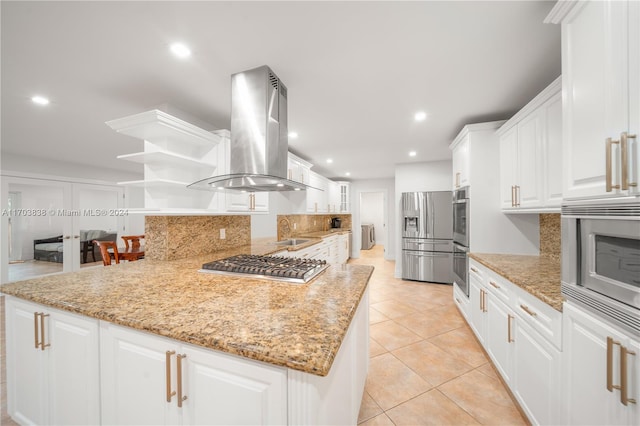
(108, 110), (227, 212)
(451, 135), (470, 189)
(338, 181), (351, 213)
(546, 0), (639, 199)
(498, 77), (562, 212)
(225, 192), (269, 213)
(287, 153), (312, 185)
(307, 171), (328, 213)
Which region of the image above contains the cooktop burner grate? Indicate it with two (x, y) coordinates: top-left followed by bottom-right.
(199, 254), (329, 283)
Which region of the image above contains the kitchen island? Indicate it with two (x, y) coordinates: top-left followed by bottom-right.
(1, 242), (373, 425)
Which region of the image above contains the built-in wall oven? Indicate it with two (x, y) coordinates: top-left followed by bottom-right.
(452, 244), (469, 296)
(562, 197), (640, 335)
(453, 187), (470, 296)
(453, 186), (469, 247)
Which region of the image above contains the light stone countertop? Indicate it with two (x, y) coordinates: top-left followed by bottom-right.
(469, 253), (562, 312)
(1, 242), (373, 376)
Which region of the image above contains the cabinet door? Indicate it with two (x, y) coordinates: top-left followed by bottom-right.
(513, 317), (561, 425)
(5, 298), (48, 426)
(562, 303), (629, 425)
(485, 296), (514, 385)
(629, 0), (640, 196)
(517, 112), (543, 207)
(468, 276), (486, 344)
(499, 127), (518, 209)
(181, 345), (287, 425)
(563, 0), (629, 198)
(543, 93), (564, 206)
(48, 309), (100, 425)
(100, 323), (180, 425)
(453, 136), (470, 189)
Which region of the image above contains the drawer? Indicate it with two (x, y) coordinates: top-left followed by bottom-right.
(453, 282), (470, 321)
(511, 284), (562, 350)
(485, 270), (512, 305)
(469, 259), (485, 281)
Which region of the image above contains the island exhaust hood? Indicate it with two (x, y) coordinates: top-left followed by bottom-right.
(188, 65), (317, 192)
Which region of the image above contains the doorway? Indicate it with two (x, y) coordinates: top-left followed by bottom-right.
(359, 191), (386, 254)
(1, 176), (125, 283)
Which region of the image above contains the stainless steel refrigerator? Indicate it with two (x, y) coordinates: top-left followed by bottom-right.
(401, 191), (453, 283)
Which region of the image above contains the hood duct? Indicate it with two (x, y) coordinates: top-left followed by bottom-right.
(188, 65), (318, 192)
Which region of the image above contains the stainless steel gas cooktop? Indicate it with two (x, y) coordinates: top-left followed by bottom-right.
(199, 254), (329, 284)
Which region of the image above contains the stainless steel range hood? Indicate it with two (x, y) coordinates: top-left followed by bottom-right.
(188, 65), (317, 192)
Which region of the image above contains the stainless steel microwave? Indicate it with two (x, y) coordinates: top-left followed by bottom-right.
(562, 197), (640, 334)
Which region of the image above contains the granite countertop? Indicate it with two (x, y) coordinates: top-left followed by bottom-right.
(1, 243), (373, 377)
(469, 253), (562, 312)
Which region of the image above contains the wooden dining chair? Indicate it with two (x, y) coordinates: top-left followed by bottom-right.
(93, 240), (119, 266)
(122, 234), (145, 250)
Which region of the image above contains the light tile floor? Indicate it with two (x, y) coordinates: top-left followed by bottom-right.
(350, 246), (527, 425)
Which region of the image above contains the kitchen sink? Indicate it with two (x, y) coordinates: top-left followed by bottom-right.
(273, 239), (310, 246)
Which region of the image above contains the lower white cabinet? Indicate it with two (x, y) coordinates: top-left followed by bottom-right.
(462, 260), (562, 425)
(5, 296), (101, 425)
(100, 322), (287, 425)
(277, 234), (350, 264)
(562, 302), (639, 426)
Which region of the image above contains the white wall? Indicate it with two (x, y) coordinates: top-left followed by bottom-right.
(350, 178), (395, 261)
(394, 160), (453, 277)
(360, 192), (385, 247)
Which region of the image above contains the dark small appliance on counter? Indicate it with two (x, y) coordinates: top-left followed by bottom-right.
(331, 217), (342, 228)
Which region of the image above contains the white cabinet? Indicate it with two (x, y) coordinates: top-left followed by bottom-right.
(327, 180), (340, 213)
(276, 235), (350, 264)
(107, 110), (228, 212)
(547, 0), (640, 199)
(225, 192), (269, 213)
(287, 153), (312, 185)
(5, 297), (100, 426)
(463, 260), (563, 425)
(100, 322), (287, 425)
(562, 302), (639, 426)
(337, 232), (350, 263)
(498, 78), (562, 211)
(307, 171), (328, 213)
(451, 134), (470, 189)
(338, 181), (351, 213)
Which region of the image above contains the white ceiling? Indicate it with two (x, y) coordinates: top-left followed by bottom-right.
(1, 1), (560, 181)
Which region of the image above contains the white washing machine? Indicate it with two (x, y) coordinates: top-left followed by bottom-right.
(361, 223), (375, 250)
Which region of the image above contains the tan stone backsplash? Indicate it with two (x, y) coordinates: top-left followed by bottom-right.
(277, 214), (352, 240)
(539, 213), (561, 261)
(145, 215), (251, 260)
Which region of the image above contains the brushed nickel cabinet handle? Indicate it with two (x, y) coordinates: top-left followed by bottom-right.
(166, 350), (176, 402)
(511, 185), (515, 207)
(489, 280), (500, 289)
(520, 304), (537, 318)
(517, 185), (521, 207)
(177, 354), (187, 408)
(470, 267), (479, 273)
(607, 337), (621, 392)
(40, 313), (50, 350)
(507, 314), (514, 343)
(479, 289), (483, 311)
(621, 132), (638, 190)
(34, 312), (40, 349)
(620, 346), (637, 405)
(606, 137), (621, 192)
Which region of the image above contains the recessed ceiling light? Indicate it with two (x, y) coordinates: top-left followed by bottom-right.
(326, 159), (333, 164)
(345, 172), (351, 177)
(414, 111), (427, 121)
(289, 132), (298, 139)
(294, 188), (301, 191)
(276, 183), (284, 187)
(31, 95), (50, 105)
(170, 42), (191, 58)
(409, 151), (417, 157)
